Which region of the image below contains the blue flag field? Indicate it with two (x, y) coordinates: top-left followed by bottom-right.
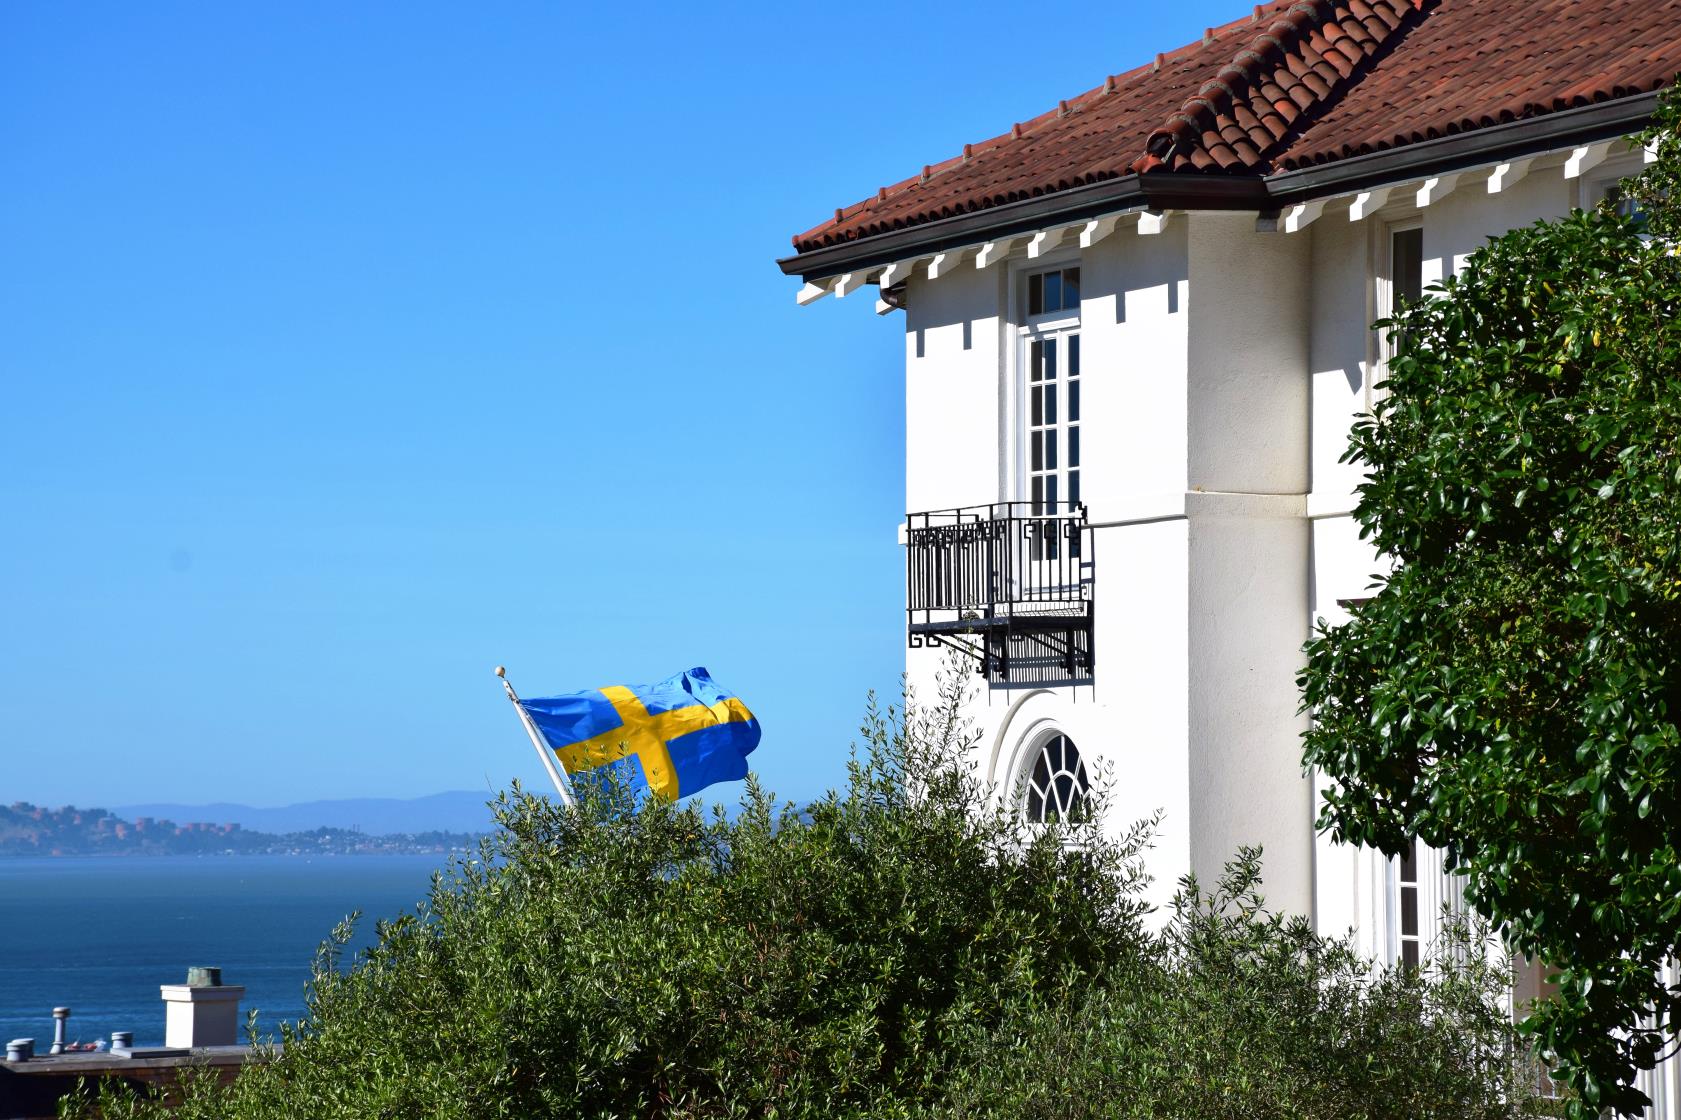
(517, 667), (760, 801)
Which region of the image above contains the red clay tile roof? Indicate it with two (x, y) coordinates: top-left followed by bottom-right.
(791, 0), (1681, 254)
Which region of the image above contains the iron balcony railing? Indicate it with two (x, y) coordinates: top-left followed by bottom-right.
(906, 503), (1094, 684)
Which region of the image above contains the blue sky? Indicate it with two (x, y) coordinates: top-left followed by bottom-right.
(2, 0), (1246, 809)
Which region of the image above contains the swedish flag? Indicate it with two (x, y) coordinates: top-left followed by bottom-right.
(517, 667), (760, 801)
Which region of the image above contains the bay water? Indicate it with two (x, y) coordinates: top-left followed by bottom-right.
(0, 854), (455, 1048)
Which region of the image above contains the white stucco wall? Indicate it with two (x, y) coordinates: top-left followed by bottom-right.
(1186, 211), (1311, 497)
(1181, 212), (1315, 913)
(903, 265), (1004, 514)
(1079, 222), (1190, 516)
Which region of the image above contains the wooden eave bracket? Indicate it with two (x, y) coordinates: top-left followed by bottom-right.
(1565, 140), (1614, 179)
(1487, 157), (1533, 194)
(833, 269), (877, 298)
(796, 277), (838, 306)
(975, 237), (1019, 269)
(1080, 214), (1123, 246)
(1027, 227), (1067, 258)
(1416, 173), (1460, 207)
(1280, 198), (1326, 233)
(878, 258), (921, 287)
(1348, 186), (1393, 221)
(1136, 210), (1172, 235)
(926, 247), (972, 279)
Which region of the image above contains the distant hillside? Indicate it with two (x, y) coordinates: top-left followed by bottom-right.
(0, 801), (487, 857)
(111, 791), (501, 836)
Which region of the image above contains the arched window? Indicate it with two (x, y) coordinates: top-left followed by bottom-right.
(1022, 732), (1090, 823)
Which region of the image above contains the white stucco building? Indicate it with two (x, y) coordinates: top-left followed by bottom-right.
(780, 0), (1680, 1112)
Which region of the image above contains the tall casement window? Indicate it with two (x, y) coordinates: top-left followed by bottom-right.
(1020, 731), (1090, 823)
(1375, 223), (1423, 405)
(1027, 333), (1082, 512)
(1021, 265), (1082, 556)
(1395, 838), (1421, 969)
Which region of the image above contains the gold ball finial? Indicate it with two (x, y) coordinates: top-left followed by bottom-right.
(494, 665), (506, 678)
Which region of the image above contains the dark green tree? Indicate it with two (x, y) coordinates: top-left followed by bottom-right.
(1300, 95), (1681, 1117)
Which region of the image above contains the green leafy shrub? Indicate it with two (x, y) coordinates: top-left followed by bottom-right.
(934, 856), (1554, 1120)
(66, 673), (1549, 1119)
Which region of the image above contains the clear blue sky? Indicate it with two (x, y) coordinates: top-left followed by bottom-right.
(2, 0), (1244, 809)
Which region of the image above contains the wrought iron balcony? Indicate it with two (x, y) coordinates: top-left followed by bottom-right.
(906, 502), (1094, 685)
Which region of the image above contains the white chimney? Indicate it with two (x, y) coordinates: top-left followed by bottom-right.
(160, 967), (244, 1048)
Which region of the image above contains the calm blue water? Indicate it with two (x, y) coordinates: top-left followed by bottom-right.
(0, 855), (454, 1048)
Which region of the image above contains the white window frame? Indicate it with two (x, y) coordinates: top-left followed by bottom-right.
(1578, 149), (1650, 214)
(1370, 216), (1424, 411)
(1007, 253), (1083, 508)
(1384, 839), (1456, 969)
(1014, 726), (1092, 824)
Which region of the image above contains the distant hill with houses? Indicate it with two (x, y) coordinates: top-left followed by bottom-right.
(0, 799), (490, 857)
(112, 790), (501, 836)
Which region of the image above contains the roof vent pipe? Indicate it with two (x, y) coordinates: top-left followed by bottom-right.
(7, 1039), (33, 1062)
(50, 1007), (70, 1055)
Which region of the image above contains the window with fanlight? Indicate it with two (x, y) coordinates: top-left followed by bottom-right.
(1020, 731), (1091, 823)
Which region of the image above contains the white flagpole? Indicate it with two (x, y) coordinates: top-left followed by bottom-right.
(495, 666), (575, 809)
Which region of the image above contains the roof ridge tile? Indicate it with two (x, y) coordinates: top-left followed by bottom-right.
(1133, 0), (1422, 174)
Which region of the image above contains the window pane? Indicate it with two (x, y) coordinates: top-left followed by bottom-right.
(1400, 841), (1418, 883)
(1030, 339), (1043, 382)
(1043, 340), (1058, 381)
(1043, 271), (1061, 313)
(1069, 469), (1080, 505)
(1031, 386), (1042, 426)
(1045, 385), (1056, 425)
(1031, 477), (1042, 513)
(1062, 268), (1080, 309)
(1069, 379), (1080, 422)
(1045, 430), (1057, 470)
(1028, 273), (1043, 316)
(1401, 887), (1419, 936)
(1031, 431), (1042, 471)
(1046, 475), (1058, 507)
(1402, 940), (1419, 969)
(1393, 228), (1423, 310)
(1069, 427), (1080, 468)
(1068, 333), (1080, 377)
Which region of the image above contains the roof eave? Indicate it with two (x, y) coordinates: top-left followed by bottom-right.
(775, 176), (1269, 282)
(778, 91), (1661, 283)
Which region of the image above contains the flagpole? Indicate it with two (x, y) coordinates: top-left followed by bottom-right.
(495, 666), (575, 809)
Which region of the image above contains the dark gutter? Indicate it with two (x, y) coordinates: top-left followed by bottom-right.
(776, 175), (1147, 281)
(778, 91), (1659, 282)
(776, 175), (1268, 281)
(1264, 91), (1659, 204)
